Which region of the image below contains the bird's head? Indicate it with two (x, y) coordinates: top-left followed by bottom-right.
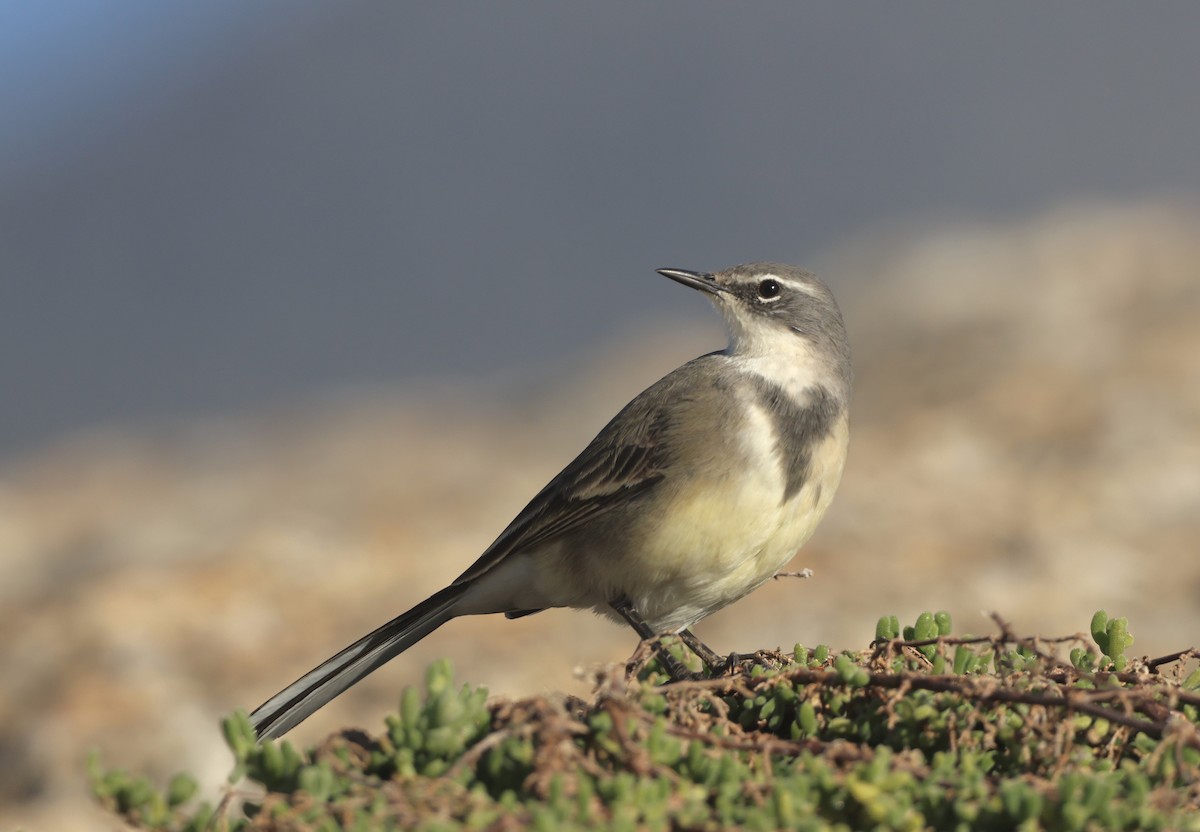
(658, 262), (851, 388)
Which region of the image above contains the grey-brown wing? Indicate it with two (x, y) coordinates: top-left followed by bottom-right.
(450, 384), (676, 587)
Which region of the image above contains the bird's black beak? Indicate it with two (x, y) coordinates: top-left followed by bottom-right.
(656, 268), (727, 295)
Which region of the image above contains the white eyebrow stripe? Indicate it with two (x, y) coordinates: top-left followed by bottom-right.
(763, 273), (820, 296)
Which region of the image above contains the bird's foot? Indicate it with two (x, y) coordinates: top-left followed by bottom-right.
(677, 629), (783, 677)
(707, 649), (782, 676)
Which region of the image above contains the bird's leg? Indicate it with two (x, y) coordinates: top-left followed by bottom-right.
(610, 599), (696, 682)
(678, 629), (729, 671)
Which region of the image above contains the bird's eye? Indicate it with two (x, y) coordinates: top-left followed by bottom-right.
(757, 279), (781, 300)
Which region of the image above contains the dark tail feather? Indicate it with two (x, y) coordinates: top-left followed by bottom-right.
(250, 584), (467, 740)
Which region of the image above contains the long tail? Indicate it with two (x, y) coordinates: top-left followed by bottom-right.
(250, 584), (467, 740)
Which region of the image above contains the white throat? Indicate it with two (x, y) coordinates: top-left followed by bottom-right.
(723, 322), (832, 401)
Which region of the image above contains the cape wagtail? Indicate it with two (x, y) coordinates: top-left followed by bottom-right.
(251, 262), (851, 739)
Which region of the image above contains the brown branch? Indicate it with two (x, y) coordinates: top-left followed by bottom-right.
(1147, 648), (1200, 672)
(772, 568), (814, 580)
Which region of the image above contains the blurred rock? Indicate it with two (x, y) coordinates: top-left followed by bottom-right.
(2, 199), (1198, 829)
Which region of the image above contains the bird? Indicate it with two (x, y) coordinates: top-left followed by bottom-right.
(250, 262), (851, 739)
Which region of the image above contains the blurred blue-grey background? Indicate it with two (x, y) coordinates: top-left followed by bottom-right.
(2, 2), (1198, 462)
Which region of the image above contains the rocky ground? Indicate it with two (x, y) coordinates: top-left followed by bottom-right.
(3, 198), (1198, 829)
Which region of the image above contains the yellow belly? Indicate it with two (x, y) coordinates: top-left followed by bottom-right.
(618, 414), (849, 632)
